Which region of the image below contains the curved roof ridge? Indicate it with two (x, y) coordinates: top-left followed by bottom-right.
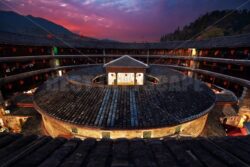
(104, 55), (148, 68)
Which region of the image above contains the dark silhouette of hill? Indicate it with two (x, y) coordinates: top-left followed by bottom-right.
(160, 10), (250, 41)
(0, 10), (97, 41)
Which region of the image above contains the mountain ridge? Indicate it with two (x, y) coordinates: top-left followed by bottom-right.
(0, 10), (97, 41)
(160, 10), (250, 41)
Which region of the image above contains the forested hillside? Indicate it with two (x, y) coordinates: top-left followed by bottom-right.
(160, 10), (250, 41)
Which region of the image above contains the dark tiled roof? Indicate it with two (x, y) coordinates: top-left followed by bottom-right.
(216, 91), (238, 103)
(34, 65), (215, 129)
(1, 31), (250, 49)
(104, 55), (148, 68)
(0, 133), (250, 166)
(8, 108), (37, 116)
(66, 65), (105, 85)
(10, 94), (33, 104)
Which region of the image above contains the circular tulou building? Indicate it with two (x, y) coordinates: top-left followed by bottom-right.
(34, 55), (216, 139)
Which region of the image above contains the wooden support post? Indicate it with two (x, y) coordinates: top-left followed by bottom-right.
(103, 49), (106, 64)
(188, 48), (198, 79)
(50, 47), (61, 77)
(147, 49), (149, 65)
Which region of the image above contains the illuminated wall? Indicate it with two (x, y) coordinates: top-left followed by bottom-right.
(108, 72), (144, 85)
(136, 73), (144, 85)
(108, 73), (116, 85)
(117, 73), (135, 85)
(41, 113), (208, 139)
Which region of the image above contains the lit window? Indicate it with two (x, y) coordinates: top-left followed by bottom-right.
(175, 126), (181, 133)
(71, 127), (78, 134)
(143, 131), (151, 138)
(102, 131), (110, 139)
(4, 110), (10, 114)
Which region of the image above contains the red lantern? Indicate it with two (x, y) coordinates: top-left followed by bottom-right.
(7, 84), (12, 89)
(199, 50), (203, 56)
(19, 80), (24, 85)
(244, 49), (249, 55)
(47, 34), (53, 39)
(223, 81), (228, 86)
(35, 76), (39, 80)
(12, 48), (17, 52)
(230, 49), (235, 55)
(29, 48), (33, 53)
(205, 50), (208, 55)
(227, 64), (231, 69)
(234, 85), (239, 89)
(214, 50), (220, 56)
(240, 66), (244, 71)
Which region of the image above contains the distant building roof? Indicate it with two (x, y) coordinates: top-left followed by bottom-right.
(1, 133), (250, 166)
(104, 55), (148, 68)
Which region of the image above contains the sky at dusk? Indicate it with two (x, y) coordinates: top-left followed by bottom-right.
(1, 0), (250, 42)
